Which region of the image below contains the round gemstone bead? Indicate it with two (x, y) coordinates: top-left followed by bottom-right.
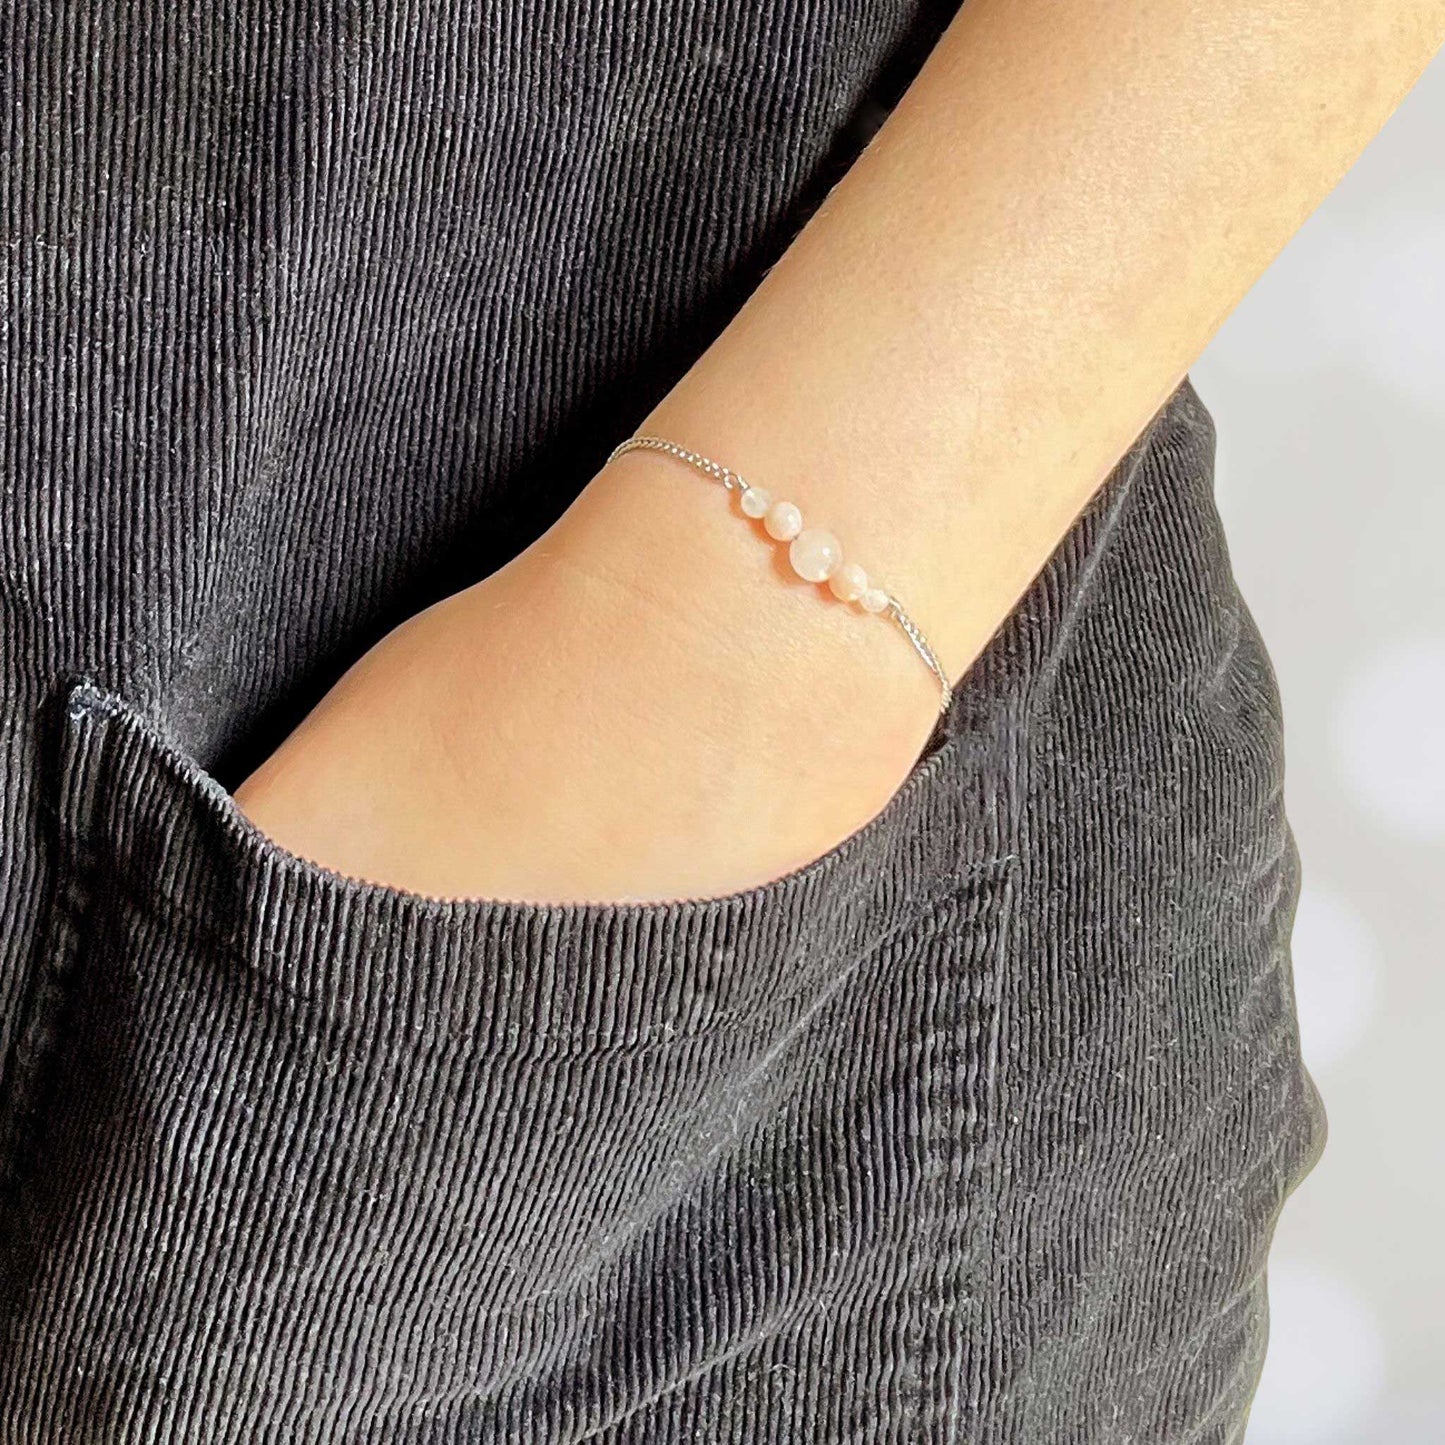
(828, 560), (868, 603)
(739, 486), (771, 519)
(763, 500), (803, 541)
(860, 586), (890, 614)
(789, 528), (842, 583)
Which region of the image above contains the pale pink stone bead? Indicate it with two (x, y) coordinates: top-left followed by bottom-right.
(739, 486), (771, 519)
(860, 585), (890, 614)
(828, 560), (868, 603)
(789, 527), (842, 583)
(764, 499), (803, 541)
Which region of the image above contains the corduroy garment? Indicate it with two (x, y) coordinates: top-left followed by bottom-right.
(0, 1), (1327, 1440)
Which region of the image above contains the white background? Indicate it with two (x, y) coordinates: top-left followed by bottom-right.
(1191, 45), (1444, 1444)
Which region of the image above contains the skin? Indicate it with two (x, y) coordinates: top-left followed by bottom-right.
(234, 0), (1445, 904)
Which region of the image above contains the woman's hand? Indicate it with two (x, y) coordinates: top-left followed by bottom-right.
(231, 455), (946, 905)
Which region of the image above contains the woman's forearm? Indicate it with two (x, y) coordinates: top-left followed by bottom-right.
(234, 0), (1444, 902)
(576, 0), (1443, 701)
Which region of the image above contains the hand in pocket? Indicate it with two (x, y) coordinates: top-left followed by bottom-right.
(232, 468), (946, 907)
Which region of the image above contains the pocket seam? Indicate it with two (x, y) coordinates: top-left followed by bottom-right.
(0, 693), (118, 1248)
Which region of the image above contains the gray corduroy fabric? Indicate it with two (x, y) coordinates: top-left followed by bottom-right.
(0, 1), (1326, 1439)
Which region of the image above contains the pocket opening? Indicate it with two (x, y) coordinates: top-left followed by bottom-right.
(52, 679), (1009, 1051)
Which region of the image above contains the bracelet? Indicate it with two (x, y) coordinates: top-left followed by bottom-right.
(603, 434), (954, 716)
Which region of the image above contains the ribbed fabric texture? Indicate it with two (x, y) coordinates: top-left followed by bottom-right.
(0, 2), (1325, 1440)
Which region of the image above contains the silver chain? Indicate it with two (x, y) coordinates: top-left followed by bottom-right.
(604, 434), (954, 716)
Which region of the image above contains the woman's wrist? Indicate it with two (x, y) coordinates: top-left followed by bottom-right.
(550, 429), (947, 771)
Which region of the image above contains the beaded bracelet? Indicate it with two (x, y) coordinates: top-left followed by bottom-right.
(604, 435), (953, 715)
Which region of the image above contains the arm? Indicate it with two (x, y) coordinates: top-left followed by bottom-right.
(234, 0), (1445, 903)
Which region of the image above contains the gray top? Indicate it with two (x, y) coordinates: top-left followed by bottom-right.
(0, 2), (1325, 1439)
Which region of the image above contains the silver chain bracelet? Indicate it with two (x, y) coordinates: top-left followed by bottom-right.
(604, 435), (954, 716)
